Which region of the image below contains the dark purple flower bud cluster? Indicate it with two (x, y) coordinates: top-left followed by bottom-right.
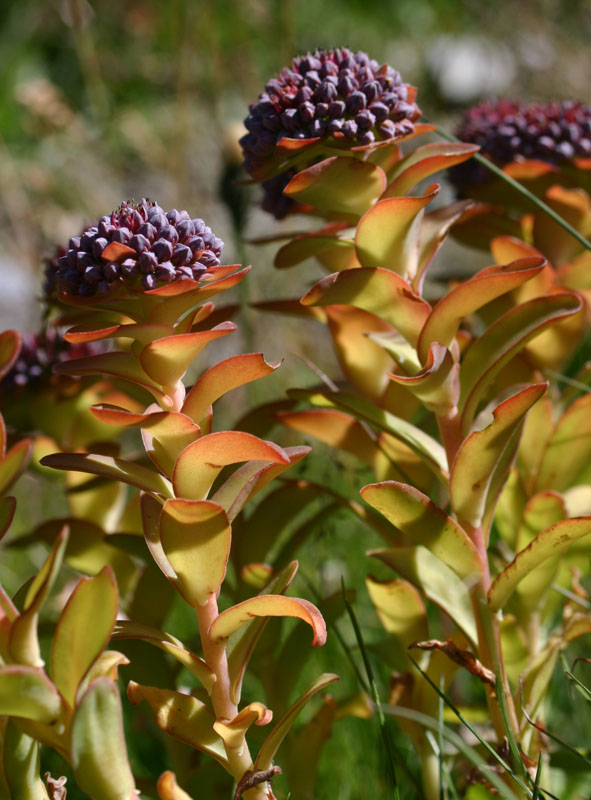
(54, 199), (224, 296)
(241, 48), (420, 174)
(0, 328), (101, 393)
(261, 169), (298, 220)
(452, 99), (591, 188)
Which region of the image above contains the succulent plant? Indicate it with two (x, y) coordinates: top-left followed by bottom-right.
(241, 48), (421, 178)
(451, 99), (591, 188)
(53, 198), (224, 296)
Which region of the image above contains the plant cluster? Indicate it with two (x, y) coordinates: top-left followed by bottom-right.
(1, 46), (590, 800)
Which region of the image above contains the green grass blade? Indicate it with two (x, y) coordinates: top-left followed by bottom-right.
(341, 578), (401, 799)
(496, 675), (529, 784)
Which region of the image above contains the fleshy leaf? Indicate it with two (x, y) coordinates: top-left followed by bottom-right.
(210, 595), (326, 647)
(275, 234), (356, 270)
(182, 354), (280, 434)
(355, 187), (439, 279)
(157, 772), (195, 800)
(384, 142), (480, 197)
(535, 395), (591, 492)
(387, 342), (459, 414)
(489, 517), (591, 612)
(40, 452), (173, 497)
(458, 292), (583, 431)
(71, 678), (136, 800)
(112, 620), (215, 692)
(127, 681), (228, 766)
(416, 257), (546, 363)
(254, 673), (339, 770)
(0, 330), (21, 379)
(289, 389), (448, 481)
(284, 156), (387, 217)
(172, 432), (290, 501)
(3, 722), (50, 799)
(0, 496), (16, 540)
(450, 383), (547, 527)
(139, 324), (237, 387)
(213, 702), (272, 753)
(0, 666), (61, 722)
(361, 481), (482, 580)
(159, 499), (231, 607)
(366, 577), (428, 650)
(9, 526), (69, 668)
(0, 439), (33, 495)
(301, 267), (431, 347)
(51, 567), (118, 709)
(370, 546), (478, 643)
(227, 561), (299, 705)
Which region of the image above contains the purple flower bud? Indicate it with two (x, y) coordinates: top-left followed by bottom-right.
(129, 234), (151, 254)
(176, 219), (194, 241)
(110, 227), (131, 244)
(92, 237), (108, 259)
(138, 252), (158, 274)
(177, 266), (194, 280)
(187, 236), (204, 255)
(298, 101), (316, 124)
(328, 100), (346, 119)
(358, 131), (375, 145)
(342, 120), (358, 139)
(151, 238), (174, 261)
(198, 250), (218, 268)
(315, 102), (329, 118)
(120, 258), (138, 279)
(156, 262), (176, 282)
(338, 75), (356, 96)
(171, 244), (192, 266)
(103, 262), (120, 281)
(369, 102), (389, 122)
(69, 236), (81, 250)
(192, 265), (207, 280)
(158, 225), (179, 245)
(355, 110), (376, 130)
(138, 222), (157, 240)
(142, 274), (158, 290)
(84, 264), (104, 284)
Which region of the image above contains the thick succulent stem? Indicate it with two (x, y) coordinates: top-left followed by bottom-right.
(195, 595), (269, 800)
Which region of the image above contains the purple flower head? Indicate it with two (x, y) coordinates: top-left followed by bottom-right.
(54, 199), (224, 297)
(241, 48), (420, 175)
(451, 99), (591, 189)
(0, 328), (101, 394)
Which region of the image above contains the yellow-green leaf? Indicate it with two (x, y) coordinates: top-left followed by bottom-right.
(0, 666), (61, 722)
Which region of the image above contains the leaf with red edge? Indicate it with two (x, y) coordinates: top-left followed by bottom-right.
(172, 431), (290, 501)
(213, 702), (272, 752)
(140, 324), (237, 386)
(355, 186), (439, 278)
(489, 517), (591, 612)
(458, 292), (583, 432)
(127, 681), (227, 765)
(182, 354), (280, 434)
(533, 185), (591, 266)
(450, 383), (547, 527)
(284, 156), (387, 217)
(71, 677), (136, 798)
(0, 666), (61, 722)
(210, 595), (327, 647)
(254, 673), (339, 770)
(158, 499), (231, 606)
(413, 200), (474, 293)
(366, 576), (428, 648)
(55, 351), (171, 405)
(417, 257), (546, 362)
(0, 439), (32, 495)
(361, 481), (482, 580)
(384, 142), (480, 197)
(51, 567), (118, 708)
(91, 405), (200, 476)
(0, 496), (16, 540)
(112, 620), (215, 691)
(386, 342), (459, 414)
(227, 561), (299, 705)
(147, 267), (249, 325)
(301, 267), (430, 346)
(0, 330), (21, 379)
(210, 445), (310, 522)
(64, 322), (125, 344)
(41, 451), (174, 496)
(275, 234), (356, 270)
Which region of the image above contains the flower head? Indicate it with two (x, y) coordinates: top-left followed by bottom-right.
(452, 99), (591, 187)
(0, 328), (100, 393)
(241, 48), (420, 176)
(54, 199), (224, 297)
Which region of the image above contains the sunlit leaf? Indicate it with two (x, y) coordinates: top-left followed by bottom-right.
(535, 395), (591, 492)
(112, 620), (215, 692)
(284, 156), (387, 217)
(489, 517), (591, 612)
(361, 481), (482, 580)
(0, 439), (32, 496)
(385, 142), (479, 197)
(210, 595), (326, 647)
(302, 267), (430, 346)
(450, 383), (547, 527)
(71, 678), (136, 799)
(213, 702), (272, 753)
(370, 546), (478, 643)
(417, 257), (546, 362)
(355, 187), (439, 279)
(366, 577), (428, 648)
(0, 666), (61, 722)
(458, 292), (582, 431)
(172, 431), (289, 500)
(51, 567), (118, 708)
(182, 354), (280, 434)
(159, 499), (231, 607)
(157, 772), (195, 800)
(41, 452), (173, 497)
(387, 342), (459, 414)
(275, 234), (356, 270)
(2, 721), (51, 799)
(127, 681), (228, 766)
